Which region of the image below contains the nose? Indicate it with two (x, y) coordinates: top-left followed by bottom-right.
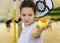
(25, 16), (29, 20)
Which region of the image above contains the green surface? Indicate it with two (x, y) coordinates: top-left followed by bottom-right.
(49, 7), (60, 19)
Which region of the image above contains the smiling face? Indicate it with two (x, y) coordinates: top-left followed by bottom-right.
(20, 7), (35, 26)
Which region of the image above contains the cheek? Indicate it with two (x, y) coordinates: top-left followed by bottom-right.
(21, 16), (25, 21)
(30, 16), (34, 21)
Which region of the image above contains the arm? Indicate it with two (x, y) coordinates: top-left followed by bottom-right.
(18, 22), (22, 38)
(31, 26), (44, 38)
(18, 26), (22, 38)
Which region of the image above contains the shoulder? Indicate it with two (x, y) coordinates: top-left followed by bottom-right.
(33, 22), (38, 26)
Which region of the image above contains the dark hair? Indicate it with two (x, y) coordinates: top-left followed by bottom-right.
(20, 0), (36, 14)
(6, 18), (21, 27)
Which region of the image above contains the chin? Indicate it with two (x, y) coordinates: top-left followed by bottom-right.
(25, 23), (31, 26)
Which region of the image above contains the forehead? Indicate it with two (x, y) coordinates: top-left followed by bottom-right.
(21, 7), (34, 14)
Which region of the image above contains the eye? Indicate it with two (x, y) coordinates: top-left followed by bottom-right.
(28, 14), (32, 16)
(22, 14), (26, 16)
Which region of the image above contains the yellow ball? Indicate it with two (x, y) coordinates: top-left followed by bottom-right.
(38, 18), (48, 28)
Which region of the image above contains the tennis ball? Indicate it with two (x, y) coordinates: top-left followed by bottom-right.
(38, 18), (48, 28)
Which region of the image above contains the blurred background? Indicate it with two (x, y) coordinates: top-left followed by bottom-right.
(0, 0), (60, 43)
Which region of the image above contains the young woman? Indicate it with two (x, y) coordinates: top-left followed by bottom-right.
(18, 1), (46, 43)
